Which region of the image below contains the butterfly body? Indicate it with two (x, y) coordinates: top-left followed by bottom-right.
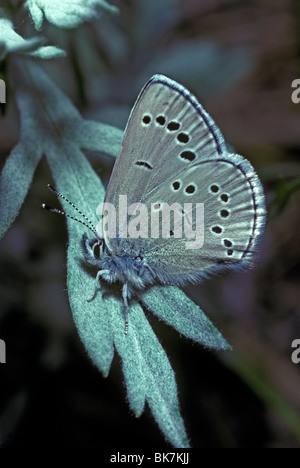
(82, 232), (154, 298)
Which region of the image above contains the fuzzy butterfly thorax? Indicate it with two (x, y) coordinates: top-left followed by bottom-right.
(82, 233), (155, 297)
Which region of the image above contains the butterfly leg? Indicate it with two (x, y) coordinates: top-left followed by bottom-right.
(122, 283), (129, 335)
(87, 269), (110, 302)
(138, 262), (155, 279)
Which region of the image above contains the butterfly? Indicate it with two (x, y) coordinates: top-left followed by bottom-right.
(44, 75), (266, 334)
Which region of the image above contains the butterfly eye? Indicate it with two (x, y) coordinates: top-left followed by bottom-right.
(135, 255), (143, 262)
(92, 240), (102, 258)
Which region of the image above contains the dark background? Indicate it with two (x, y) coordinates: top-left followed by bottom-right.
(1, 0), (300, 448)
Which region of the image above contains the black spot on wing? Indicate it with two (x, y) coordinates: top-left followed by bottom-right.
(135, 161), (153, 170)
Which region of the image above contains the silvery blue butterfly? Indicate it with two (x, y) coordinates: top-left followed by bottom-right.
(45, 75), (266, 334)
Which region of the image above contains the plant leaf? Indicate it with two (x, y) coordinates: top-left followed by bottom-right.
(0, 17), (44, 58)
(0, 58), (119, 239)
(141, 286), (231, 350)
(30, 45), (66, 59)
(108, 299), (189, 447)
(74, 119), (122, 156)
(25, 0), (119, 30)
(46, 142), (115, 376)
(0, 89), (44, 238)
(0, 16), (65, 60)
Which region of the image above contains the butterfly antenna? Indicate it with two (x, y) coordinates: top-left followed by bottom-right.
(42, 184), (97, 236)
(122, 284), (129, 335)
(41, 204), (97, 236)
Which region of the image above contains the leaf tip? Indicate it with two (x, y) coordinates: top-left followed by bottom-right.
(183, 437), (190, 448)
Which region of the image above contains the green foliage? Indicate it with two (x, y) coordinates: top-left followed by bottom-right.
(142, 286), (230, 350)
(268, 178), (300, 219)
(0, 0), (242, 448)
(0, 61), (121, 238)
(25, 0), (119, 30)
(0, 11), (65, 59)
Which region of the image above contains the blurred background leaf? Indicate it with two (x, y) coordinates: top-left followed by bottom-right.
(25, 0), (119, 30)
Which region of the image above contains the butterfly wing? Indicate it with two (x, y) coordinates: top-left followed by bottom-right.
(103, 75), (226, 247)
(102, 75), (265, 282)
(131, 152), (266, 284)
